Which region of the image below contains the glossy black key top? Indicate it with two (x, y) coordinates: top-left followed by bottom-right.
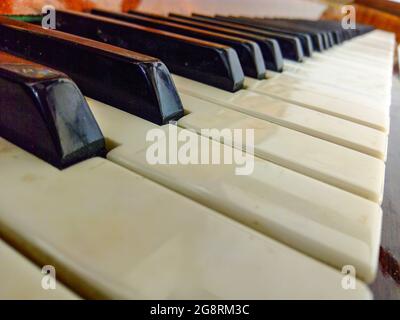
(51, 10), (244, 92)
(0, 52), (105, 169)
(228, 16), (325, 51)
(165, 12), (303, 62)
(91, 9), (266, 79)
(0, 16), (183, 125)
(129, 11), (296, 66)
(284, 19), (342, 45)
(186, 13), (313, 57)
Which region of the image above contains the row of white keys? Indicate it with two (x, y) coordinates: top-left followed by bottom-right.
(179, 93), (385, 200)
(328, 31), (395, 60)
(246, 31), (391, 114)
(244, 75), (391, 127)
(0, 239), (78, 299)
(173, 74), (389, 134)
(88, 98), (382, 282)
(260, 31), (396, 119)
(281, 62), (392, 106)
(299, 57), (392, 85)
(260, 72), (390, 113)
(173, 75), (388, 161)
(282, 60), (391, 99)
(0, 138), (371, 299)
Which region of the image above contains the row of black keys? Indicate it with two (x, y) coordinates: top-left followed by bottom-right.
(0, 10), (373, 169)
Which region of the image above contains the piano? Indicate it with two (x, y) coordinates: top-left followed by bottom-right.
(0, 2), (397, 300)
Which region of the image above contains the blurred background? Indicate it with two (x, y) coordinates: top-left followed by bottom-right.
(1, 0), (400, 40)
(1, 0), (400, 41)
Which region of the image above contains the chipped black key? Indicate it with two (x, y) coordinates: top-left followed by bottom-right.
(91, 8), (266, 79)
(0, 52), (105, 169)
(0, 15), (183, 125)
(51, 10), (244, 92)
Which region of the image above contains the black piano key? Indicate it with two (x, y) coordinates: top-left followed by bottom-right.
(0, 51), (106, 169)
(91, 9), (266, 79)
(242, 16), (328, 50)
(128, 10), (286, 71)
(0, 16), (183, 126)
(184, 13), (312, 58)
(165, 13), (304, 63)
(127, 10), (288, 71)
(158, 11), (304, 66)
(217, 16), (325, 52)
(51, 10), (244, 92)
(326, 32), (335, 47)
(205, 14), (316, 54)
(269, 18), (333, 49)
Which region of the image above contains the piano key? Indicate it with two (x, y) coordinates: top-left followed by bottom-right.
(0, 239), (79, 299)
(173, 75), (389, 161)
(88, 99), (382, 281)
(90, 9), (266, 79)
(132, 10), (303, 63)
(244, 76), (390, 131)
(179, 13), (313, 58)
(0, 138), (371, 299)
(90, 88), (386, 203)
(156, 13), (390, 115)
(0, 51), (105, 169)
(52, 10), (245, 92)
(264, 72), (391, 116)
(228, 16), (326, 51)
(282, 61), (392, 101)
(0, 16), (184, 125)
(179, 91), (386, 159)
(182, 92), (387, 186)
(15, 13), (386, 200)
(281, 19), (342, 45)
(47, 13), (389, 132)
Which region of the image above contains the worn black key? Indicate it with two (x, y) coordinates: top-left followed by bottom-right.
(91, 9), (266, 79)
(0, 16), (183, 125)
(216, 15), (325, 52)
(0, 51), (105, 169)
(165, 12), (303, 63)
(51, 10), (244, 92)
(181, 13), (312, 58)
(129, 11), (289, 69)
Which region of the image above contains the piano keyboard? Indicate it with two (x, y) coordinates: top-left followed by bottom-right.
(0, 9), (396, 299)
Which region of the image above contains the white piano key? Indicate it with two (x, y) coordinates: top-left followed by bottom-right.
(178, 94), (385, 201)
(0, 239), (79, 300)
(87, 99), (382, 281)
(283, 61), (392, 99)
(263, 72), (391, 113)
(281, 63), (392, 106)
(107, 128), (382, 283)
(0, 138), (372, 299)
(173, 75), (390, 157)
(90, 95), (386, 201)
(244, 77), (390, 130)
